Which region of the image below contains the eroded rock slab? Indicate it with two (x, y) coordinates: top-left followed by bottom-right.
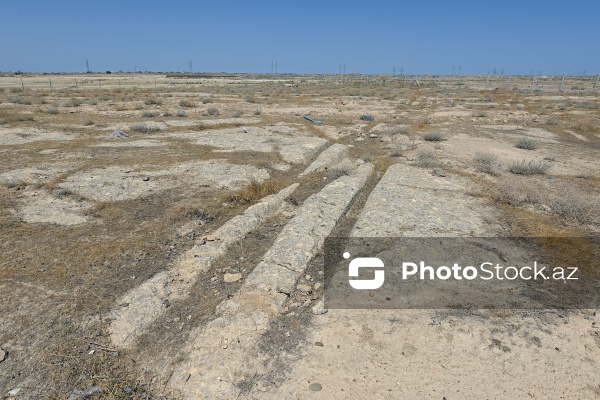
(300, 144), (349, 176)
(353, 163), (499, 236)
(109, 183), (299, 348)
(165, 164), (373, 399)
(59, 161), (270, 201)
(189, 126), (328, 164)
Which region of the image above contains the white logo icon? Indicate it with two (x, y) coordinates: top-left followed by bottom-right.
(345, 252), (385, 290)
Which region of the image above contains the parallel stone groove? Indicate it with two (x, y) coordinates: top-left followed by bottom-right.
(165, 163), (373, 399)
(109, 183), (299, 348)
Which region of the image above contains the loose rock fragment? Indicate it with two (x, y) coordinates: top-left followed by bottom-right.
(224, 273), (242, 283)
(309, 383), (322, 392)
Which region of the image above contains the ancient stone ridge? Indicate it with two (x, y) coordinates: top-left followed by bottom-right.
(300, 143), (350, 176)
(109, 183), (299, 348)
(165, 163), (373, 398)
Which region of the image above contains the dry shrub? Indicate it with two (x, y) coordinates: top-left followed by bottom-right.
(508, 159), (550, 175)
(225, 179), (281, 205)
(492, 178), (599, 225)
(415, 149), (439, 168)
(474, 152), (502, 175)
(422, 131), (445, 142)
(515, 138), (538, 150)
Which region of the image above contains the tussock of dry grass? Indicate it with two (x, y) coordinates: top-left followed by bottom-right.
(130, 122), (162, 133)
(474, 152), (502, 175)
(415, 149), (439, 168)
(422, 131), (445, 142)
(515, 138), (538, 150)
(508, 159), (550, 175)
(225, 179), (283, 205)
(491, 178), (599, 226)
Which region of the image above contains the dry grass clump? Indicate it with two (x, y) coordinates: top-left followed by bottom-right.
(8, 96), (32, 105)
(0, 111), (34, 122)
(491, 178), (599, 225)
(422, 131), (445, 142)
(81, 117), (94, 126)
(508, 159), (550, 175)
(474, 152), (502, 175)
(205, 106), (220, 116)
(130, 122), (162, 133)
(144, 98), (162, 105)
(415, 149), (439, 168)
(225, 179), (281, 205)
(179, 99), (195, 108)
(63, 98), (83, 107)
(326, 164), (354, 181)
(515, 138), (538, 150)
(141, 110), (158, 118)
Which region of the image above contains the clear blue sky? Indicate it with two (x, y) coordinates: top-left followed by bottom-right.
(1, 0), (598, 75)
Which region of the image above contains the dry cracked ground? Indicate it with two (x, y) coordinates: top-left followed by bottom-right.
(1, 74), (599, 399)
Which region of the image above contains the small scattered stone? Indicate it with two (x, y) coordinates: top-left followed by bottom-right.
(309, 383), (322, 392)
(369, 133), (378, 138)
(315, 342), (324, 347)
(142, 177), (150, 181)
(432, 169), (447, 177)
(297, 283), (312, 294)
(7, 388), (20, 397)
(312, 299), (327, 315)
(205, 234), (219, 241)
(314, 282), (322, 290)
(222, 344), (228, 349)
(0, 349), (7, 363)
(305, 274), (311, 280)
(224, 273), (242, 283)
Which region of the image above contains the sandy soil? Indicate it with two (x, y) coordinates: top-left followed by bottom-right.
(0, 73), (598, 399)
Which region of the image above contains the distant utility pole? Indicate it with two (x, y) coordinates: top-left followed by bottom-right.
(189, 60), (193, 73)
(271, 61), (273, 74)
(594, 73), (599, 92)
(343, 64), (346, 74)
(458, 66), (461, 75)
(275, 60), (278, 74)
(85, 58), (91, 73)
(393, 66), (396, 75)
(452, 65), (455, 76)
